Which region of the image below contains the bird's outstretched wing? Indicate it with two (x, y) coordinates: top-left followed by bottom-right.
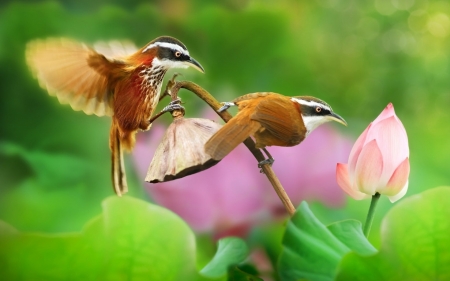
(26, 38), (136, 116)
(93, 40), (137, 61)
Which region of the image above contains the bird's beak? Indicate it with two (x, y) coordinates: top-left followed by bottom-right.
(186, 56), (205, 73)
(329, 112), (347, 126)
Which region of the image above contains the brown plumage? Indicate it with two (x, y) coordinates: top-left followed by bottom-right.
(26, 36), (204, 195)
(205, 92), (347, 161)
(205, 92), (306, 160)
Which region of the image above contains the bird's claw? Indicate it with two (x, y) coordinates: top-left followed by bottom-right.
(218, 102), (235, 113)
(162, 98), (185, 114)
(258, 158), (275, 173)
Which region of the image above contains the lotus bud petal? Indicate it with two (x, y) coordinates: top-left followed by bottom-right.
(336, 103), (409, 202)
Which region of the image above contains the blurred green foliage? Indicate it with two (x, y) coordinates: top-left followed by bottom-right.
(0, 0), (449, 278)
(0, 196), (250, 281)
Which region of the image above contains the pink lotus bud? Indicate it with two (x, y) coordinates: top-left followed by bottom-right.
(336, 103), (410, 203)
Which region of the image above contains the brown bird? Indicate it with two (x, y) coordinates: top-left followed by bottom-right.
(26, 36), (204, 196)
(205, 92), (346, 163)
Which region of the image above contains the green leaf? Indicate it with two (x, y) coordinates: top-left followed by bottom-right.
(336, 186), (450, 281)
(0, 196), (202, 281)
(278, 202), (375, 281)
(227, 265), (263, 281)
(200, 237), (249, 278)
(328, 220), (377, 256)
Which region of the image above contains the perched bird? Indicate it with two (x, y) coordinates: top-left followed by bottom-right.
(26, 36), (204, 196)
(205, 92), (346, 163)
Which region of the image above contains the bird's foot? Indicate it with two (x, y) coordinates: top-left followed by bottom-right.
(149, 98), (185, 124)
(162, 98), (185, 114)
(258, 158), (275, 173)
(218, 102), (235, 113)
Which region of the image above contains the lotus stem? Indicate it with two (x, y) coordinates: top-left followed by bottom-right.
(363, 192), (381, 237)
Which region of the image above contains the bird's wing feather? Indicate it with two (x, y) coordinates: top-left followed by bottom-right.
(251, 97), (303, 144)
(205, 114), (260, 160)
(93, 40), (138, 61)
(26, 38), (133, 117)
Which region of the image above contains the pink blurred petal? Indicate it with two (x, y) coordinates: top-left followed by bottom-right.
(250, 247), (273, 271)
(336, 163), (370, 200)
(151, 183), (218, 232)
(270, 125), (351, 208)
(388, 181), (409, 203)
(372, 103), (395, 124)
(381, 157), (410, 198)
(348, 124), (370, 178)
(354, 140), (383, 196)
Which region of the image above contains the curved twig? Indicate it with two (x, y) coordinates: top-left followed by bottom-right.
(163, 79), (296, 216)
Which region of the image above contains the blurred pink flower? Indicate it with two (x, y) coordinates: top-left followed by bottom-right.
(133, 110), (352, 235)
(336, 103), (410, 203)
(133, 123), (268, 236)
(268, 125), (352, 213)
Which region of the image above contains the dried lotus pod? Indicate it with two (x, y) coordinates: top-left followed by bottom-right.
(145, 117), (223, 183)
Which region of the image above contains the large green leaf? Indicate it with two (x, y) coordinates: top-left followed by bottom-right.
(0, 196), (202, 281)
(200, 237), (249, 278)
(278, 202), (376, 281)
(335, 186), (450, 281)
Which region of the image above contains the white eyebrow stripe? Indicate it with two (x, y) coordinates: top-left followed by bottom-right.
(142, 42), (189, 56)
(291, 98), (331, 111)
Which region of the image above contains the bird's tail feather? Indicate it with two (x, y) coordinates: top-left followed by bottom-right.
(110, 123), (128, 196)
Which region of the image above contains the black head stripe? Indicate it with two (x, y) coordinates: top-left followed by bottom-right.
(150, 36), (187, 51)
(291, 96), (333, 116)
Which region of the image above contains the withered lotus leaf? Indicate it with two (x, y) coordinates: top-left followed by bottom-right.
(146, 117), (222, 183)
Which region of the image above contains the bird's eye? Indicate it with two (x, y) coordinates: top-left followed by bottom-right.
(175, 51), (181, 58)
(315, 107), (322, 113)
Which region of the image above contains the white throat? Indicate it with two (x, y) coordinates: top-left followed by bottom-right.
(301, 115), (329, 136)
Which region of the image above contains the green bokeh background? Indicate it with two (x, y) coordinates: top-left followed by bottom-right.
(0, 0), (449, 259)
